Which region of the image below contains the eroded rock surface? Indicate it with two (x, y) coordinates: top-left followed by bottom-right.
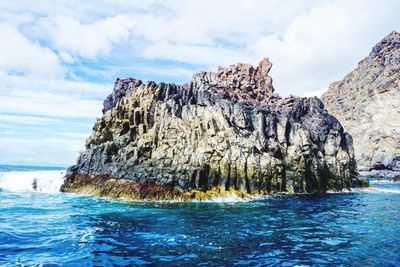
(322, 31), (400, 173)
(63, 58), (363, 201)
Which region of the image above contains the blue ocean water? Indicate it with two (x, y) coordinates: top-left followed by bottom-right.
(0, 164), (65, 172)
(0, 165), (399, 266)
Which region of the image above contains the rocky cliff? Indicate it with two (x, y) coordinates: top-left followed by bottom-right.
(62, 58), (364, 201)
(322, 31), (400, 175)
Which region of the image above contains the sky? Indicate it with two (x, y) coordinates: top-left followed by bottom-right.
(0, 0), (399, 167)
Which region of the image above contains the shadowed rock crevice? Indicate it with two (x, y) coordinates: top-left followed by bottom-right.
(63, 58), (366, 201)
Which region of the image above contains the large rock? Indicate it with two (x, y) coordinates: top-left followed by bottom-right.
(62, 58), (364, 201)
(322, 31), (400, 174)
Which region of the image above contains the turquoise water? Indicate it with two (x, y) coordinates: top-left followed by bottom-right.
(0, 165), (399, 266)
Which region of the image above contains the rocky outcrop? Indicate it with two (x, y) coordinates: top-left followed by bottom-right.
(63, 58), (364, 201)
(322, 31), (400, 174)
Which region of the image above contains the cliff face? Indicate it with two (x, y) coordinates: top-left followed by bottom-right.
(63, 58), (363, 201)
(322, 31), (400, 174)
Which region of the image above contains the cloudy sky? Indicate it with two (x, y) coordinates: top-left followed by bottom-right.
(0, 0), (399, 166)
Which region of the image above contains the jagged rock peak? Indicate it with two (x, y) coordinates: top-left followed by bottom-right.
(103, 58), (276, 114)
(370, 31), (400, 57)
(191, 57), (275, 107)
(102, 78), (142, 114)
(192, 57), (274, 92)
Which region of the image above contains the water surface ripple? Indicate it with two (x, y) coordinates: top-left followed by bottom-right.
(0, 176), (399, 266)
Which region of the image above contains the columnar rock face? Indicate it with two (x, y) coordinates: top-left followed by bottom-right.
(322, 31), (400, 174)
(63, 58), (363, 201)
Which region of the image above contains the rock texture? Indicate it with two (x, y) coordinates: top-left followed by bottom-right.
(63, 58), (364, 201)
(322, 31), (400, 174)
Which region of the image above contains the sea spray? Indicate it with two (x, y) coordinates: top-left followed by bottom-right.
(0, 170), (65, 193)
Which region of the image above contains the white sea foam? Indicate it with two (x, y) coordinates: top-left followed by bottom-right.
(210, 194), (248, 203)
(354, 187), (400, 194)
(0, 170), (65, 193)
(326, 189), (352, 194)
(374, 188), (400, 194)
(369, 179), (400, 184)
(209, 193), (274, 203)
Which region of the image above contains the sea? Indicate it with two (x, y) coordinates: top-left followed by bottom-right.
(0, 164), (399, 266)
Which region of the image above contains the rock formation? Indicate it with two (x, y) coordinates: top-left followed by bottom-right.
(322, 31), (400, 175)
(62, 58), (365, 201)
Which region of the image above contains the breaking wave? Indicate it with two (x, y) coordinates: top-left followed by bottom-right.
(0, 170), (65, 193)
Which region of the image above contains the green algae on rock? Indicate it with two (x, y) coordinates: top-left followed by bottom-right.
(62, 58), (366, 201)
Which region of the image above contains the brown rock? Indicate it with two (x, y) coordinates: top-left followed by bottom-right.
(322, 31), (400, 173)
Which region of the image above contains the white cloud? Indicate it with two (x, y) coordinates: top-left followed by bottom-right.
(58, 51), (75, 64)
(246, 0), (400, 96)
(0, 137), (84, 166)
(302, 88), (327, 98)
(0, 12), (34, 27)
(62, 132), (90, 139)
(128, 0), (319, 46)
(0, 73), (113, 119)
(0, 24), (64, 77)
(34, 15), (133, 59)
(0, 92), (102, 119)
(0, 73), (112, 97)
(142, 43), (248, 66)
(133, 66), (194, 79)
(0, 114), (62, 125)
